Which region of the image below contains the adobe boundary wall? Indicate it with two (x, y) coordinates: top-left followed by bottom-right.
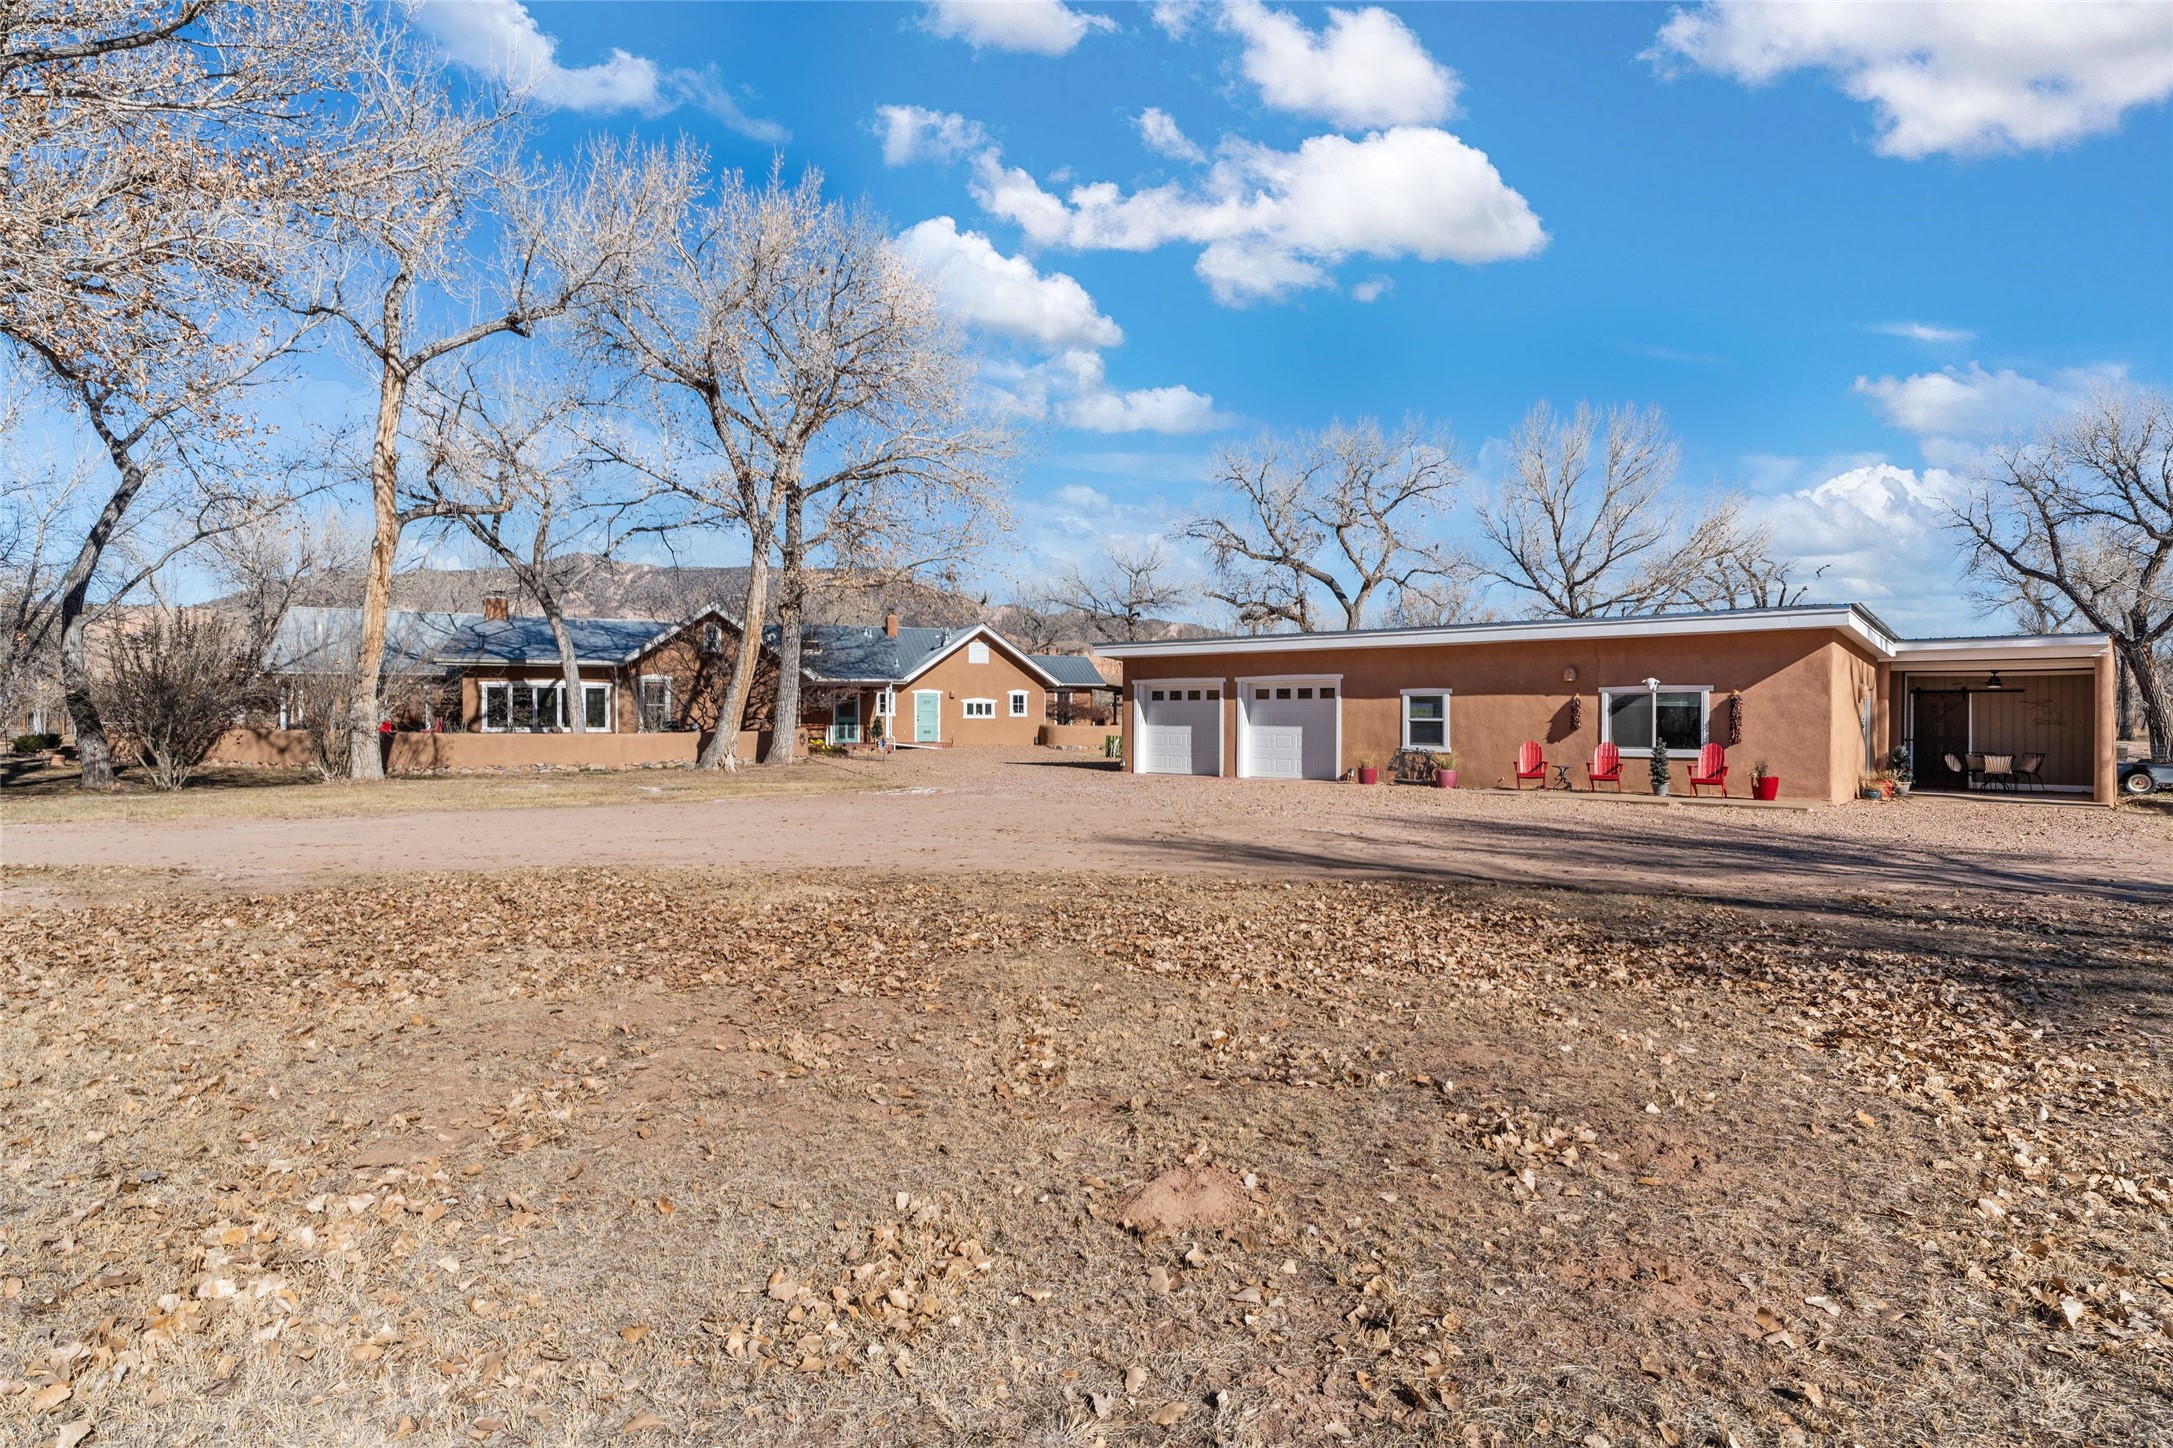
(207, 727), (753, 773)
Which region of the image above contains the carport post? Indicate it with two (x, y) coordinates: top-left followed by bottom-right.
(2094, 649), (2117, 805)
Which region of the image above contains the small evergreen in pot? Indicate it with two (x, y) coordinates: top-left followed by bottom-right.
(1649, 744), (1672, 797)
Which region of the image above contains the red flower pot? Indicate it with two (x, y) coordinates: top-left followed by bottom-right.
(1434, 769), (1456, 789)
(1357, 766), (1379, 785)
(1754, 777), (1781, 801)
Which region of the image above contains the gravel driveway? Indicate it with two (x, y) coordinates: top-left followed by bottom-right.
(7, 747), (2167, 910)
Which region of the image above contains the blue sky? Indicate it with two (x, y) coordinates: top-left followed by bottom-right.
(407, 2), (2173, 632)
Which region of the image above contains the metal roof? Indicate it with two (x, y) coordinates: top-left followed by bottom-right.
(1088, 602), (2110, 663)
(1030, 653), (1111, 688)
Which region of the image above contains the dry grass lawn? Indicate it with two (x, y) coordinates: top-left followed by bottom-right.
(1, 869), (2167, 1447)
(0, 756), (877, 826)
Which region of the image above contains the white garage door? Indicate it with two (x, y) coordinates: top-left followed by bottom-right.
(1242, 682), (1339, 780)
(1138, 684), (1222, 775)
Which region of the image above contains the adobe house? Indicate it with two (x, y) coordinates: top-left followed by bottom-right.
(1094, 604), (2119, 804)
(259, 599), (1092, 752)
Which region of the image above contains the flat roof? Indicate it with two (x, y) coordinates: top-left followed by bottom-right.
(1090, 603), (2110, 664)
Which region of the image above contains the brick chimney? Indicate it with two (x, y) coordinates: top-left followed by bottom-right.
(884, 612), (899, 638)
(483, 595), (511, 622)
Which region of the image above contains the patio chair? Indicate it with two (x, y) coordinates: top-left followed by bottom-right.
(1687, 742), (1729, 797)
(2014, 751), (2046, 792)
(1980, 752), (2015, 792)
(1514, 740), (1547, 790)
(1586, 741), (1623, 792)
(1943, 752), (1979, 789)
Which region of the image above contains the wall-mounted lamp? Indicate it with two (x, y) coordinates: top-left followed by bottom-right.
(1985, 671), (2004, 692)
(1562, 665), (1578, 683)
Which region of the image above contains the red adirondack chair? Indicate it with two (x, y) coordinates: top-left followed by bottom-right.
(1687, 742), (1728, 796)
(1514, 739), (1547, 790)
(1586, 741), (1623, 792)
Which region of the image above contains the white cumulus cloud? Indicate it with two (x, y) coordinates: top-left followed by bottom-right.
(1853, 362), (2124, 438)
(1137, 107), (1207, 164)
(1649, 0), (2173, 158)
(1350, 275), (1393, 303)
(876, 105), (992, 166)
(1749, 462), (1963, 629)
(972, 125), (1546, 304)
(897, 222), (1231, 436)
(922, 0), (1116, 56)
(1870, 321), (1976, 344)
(897, 217), (1123, 350)
(1220, 0), (1459, 129)
(412, 0), (785, 140)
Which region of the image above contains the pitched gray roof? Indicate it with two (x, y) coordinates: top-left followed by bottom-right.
(1030, 653), (1109, 688)
(432, 613), (679, 665)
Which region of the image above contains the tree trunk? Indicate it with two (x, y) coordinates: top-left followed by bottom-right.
(2114, 650), (2134, 741)
(542, 596), (586, 733)
(59, 610), (114, 788)
(62, 394), (156, 788)
(2119, 634), (2172, 760)
(765, 488), (806, 766)
(699, 550), (769, 770)
(347, 358), (407, 781)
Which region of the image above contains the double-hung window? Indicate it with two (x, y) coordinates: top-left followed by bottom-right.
(1601, 686), (1709, 756)
(1400, 689), (1450, 749)
(1008, 689), (1029, 717)
(962, 698), (995, 719)
(637, 675), (672, 732)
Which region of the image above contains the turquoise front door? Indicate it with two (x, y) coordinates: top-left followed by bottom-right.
(913, 690), (940, 743)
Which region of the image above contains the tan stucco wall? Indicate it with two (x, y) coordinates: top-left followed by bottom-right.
(896, 636), (1047, 746)
(1039, 722), (1120, 750)
(1123, 628), (1868, 801)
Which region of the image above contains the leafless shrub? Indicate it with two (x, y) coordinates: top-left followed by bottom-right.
(92, 609), (256, 788)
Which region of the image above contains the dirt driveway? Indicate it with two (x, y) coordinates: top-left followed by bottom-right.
(6, 748), (2168, 912)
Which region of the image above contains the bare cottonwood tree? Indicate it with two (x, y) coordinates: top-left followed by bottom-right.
(1676, 517), (1826, 610)
(580, 146), (1008, 767)
(1951, 388), (2173, 756)
(1186, 419), (1464, 632)
(1041, 539), (1191, 642)
(411, 362), (608, 730)
(1, 0), (342, 784)
(1475, 402), (1784, 619)
(291, 19), (645, 779)
(204, 503), (364, 663)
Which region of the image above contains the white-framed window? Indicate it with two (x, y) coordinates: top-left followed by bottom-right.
(962, 697), (996, 718)
(1400, 688), (1451, 749)
(967, 640), (990, 665)
(1600, 685), (1710, 756)
(874, 687), (895, 719)
(479, 679), (610, 732)
(580, 681), (610, 730)
(637, 675), (672, 732)
(1008, 689), (1029, 717)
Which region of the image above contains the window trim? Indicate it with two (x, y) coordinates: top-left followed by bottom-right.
(1598, 684), (1712, 757)
(1007, 689), (1029, 718)
(637, 674), (673, 732)
(1398, 687), (1453, 751)
(962, 696), (997, 719)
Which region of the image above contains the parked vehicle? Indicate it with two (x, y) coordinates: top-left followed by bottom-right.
(2119, 759), (2173, 796)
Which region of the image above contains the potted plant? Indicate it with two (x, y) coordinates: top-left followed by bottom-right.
(1751, 761), (1780, 802)
(1356, 755), (1379, 786)
(1889, 742), (1913, 795)
(1648, 745), (1671, 797)
(1432, 750), (1458, 789)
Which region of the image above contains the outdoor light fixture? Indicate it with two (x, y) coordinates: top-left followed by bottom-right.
(1986, 671), (2004, 691)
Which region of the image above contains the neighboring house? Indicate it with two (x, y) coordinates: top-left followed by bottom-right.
(780, 616), (1073, 747)
(263, 597), (1094, 749)
(1094, 603), (2121, 804)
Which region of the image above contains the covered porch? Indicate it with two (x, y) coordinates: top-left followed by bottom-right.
(1886, 635), (2117, 804)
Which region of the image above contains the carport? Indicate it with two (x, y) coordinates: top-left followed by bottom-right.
(1889, 635), (2116, 799)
